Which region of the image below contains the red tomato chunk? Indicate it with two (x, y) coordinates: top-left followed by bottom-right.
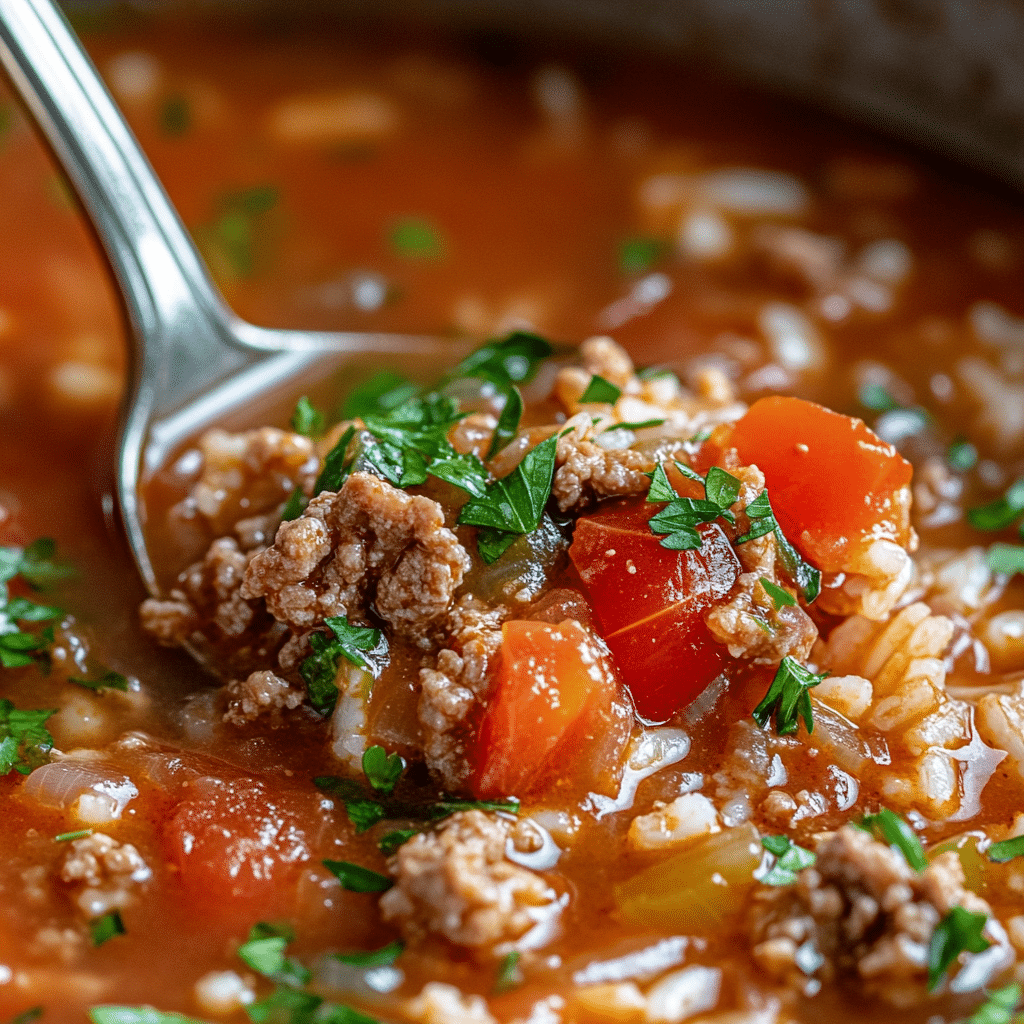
(569, 498), (741, 721)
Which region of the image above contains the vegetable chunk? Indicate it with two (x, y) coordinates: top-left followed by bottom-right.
(569, 498), (741, 720)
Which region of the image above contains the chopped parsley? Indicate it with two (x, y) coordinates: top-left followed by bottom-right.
(760, 577), (796, 610)
(313, 425), (358, 496)
(0, 538), (72, 670)
(986, 834), (1024, 863)
(159, 93), (191, 136)
(858, 381), (904, 413)
(458, 432), (560, 564)
(494, 950), (523, 994)
(968, 478), (1024, 532)
(646, 465), (739, 551)
(947, 437), (979, 472)
(362, 746), (405, 795)
(90, 910), (125, 947)
(333, 940), (404, 969)
(760, 834), (816, 885)
(89, 1009), (209, 1024)
(340, 370), (419, 421)
(736, 490), (821, 603)
(69, 670), (129, 693)
(55, 829), (92, 842)
(965, 983), (1022, 1024)
(388, 217), (444, 260)
(927, 906), (990, 991)
(290, 396), (325, 437)
(751, 657), (826, 736)
(377, 829), (418, 855)
(986, 543), (1024, 577)
(0, 700), (55, 776)
(238, 923), (310, 986)
(488, 387), (523, 459)
(200, 184), (279, 279)
(857, 808), (927, 871)
(618, 236), (666, 275)
(578, 374), (621, 404)
(446, 331), (553, 391)
(299, 616), (386, 717)
(280, 486), (307, 523)
(323, 860), (393, 893)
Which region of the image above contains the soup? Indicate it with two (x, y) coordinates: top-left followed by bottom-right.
(2, 12), (1024, 1024)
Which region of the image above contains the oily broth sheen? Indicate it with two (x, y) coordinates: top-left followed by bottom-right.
(0, 13), (1021, 1024)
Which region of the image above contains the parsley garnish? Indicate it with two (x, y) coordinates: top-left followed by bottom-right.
(446, 331), (553, 391)
(55, 829), (92, 842)
(0, 700), (55, 775)
(646, 465), (740, 551)
(299, 616), (386, 717)
(0, 538), (72, 670)
(458, 433), (559, 564)
(237, 923), (309, 986)
(378, 829), (418, 855)
(760, 577), (796, 610)
(201, 184), (279, 279)
(313, 425), (357, 496)
(341, 370), (419, 421)
(736, 490), (821, 603)
(89, 1010), (209, 1024)
(90, 910), (125, 947)
(966, 983), (1022, 1024)
(495, 950), (523, 994)
(986, 835), (1024, 863)
(761, 835), (816, 885)
(69, 670), (129, 693)
(968, 479), (1024, 532)
(579, 375), (621, 404)
(619, 237), (666, 275)
(323, 860), (393, 893)
(280, 486), (307, 523)
(928, 906), (990, 991)
(947, 437), (978, 472)
(986, 543), (1024, 577)
(751, 657), (825, 736)
(488, 387), (523, 459)
(389, 217), (444, 260)
(857, 808), (927, 871)
(333, 941), (404, 969)
(290, 396), (324, 437)
(362, 746), (404, 795)
(858, 382), (903, 413)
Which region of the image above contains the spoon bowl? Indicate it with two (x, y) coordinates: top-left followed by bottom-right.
(0, 0), (460, 594)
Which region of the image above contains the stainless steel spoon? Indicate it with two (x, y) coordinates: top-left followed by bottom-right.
(0, 0), (457, 594)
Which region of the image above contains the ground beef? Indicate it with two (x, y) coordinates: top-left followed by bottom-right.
(552, 434), (654, 512)
(748, 826), (993, 1007)
(59, 833), (151, 918)
(418, 597), (506, 788)
(223, 669), (305, 725)
(241, 472), (470, 644)
(379, 810), (560, 956)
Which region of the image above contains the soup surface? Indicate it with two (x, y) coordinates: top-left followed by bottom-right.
(3, 12), (1024, 1024)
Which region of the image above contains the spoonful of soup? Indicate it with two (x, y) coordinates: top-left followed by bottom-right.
(0, 0), (460, 595)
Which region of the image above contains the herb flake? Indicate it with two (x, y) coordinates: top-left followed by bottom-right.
(859, 808), (928, 871)
(323, 860), (393, 894)
(986, 835), (1024, 863)
(761, 834), (817, 886)
(578, 375), (622, 404)
(90, 910), (125, 947)
(752, 657), (825, 736)
(927, 905), (990, 991)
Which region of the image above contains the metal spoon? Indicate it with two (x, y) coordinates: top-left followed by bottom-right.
(0, 0), (457, 594)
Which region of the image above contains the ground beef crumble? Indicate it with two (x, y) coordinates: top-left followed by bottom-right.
(59, 833), (151, 919)
(241, 472), (471, 644)
(748, 826), (994, 1007)
(379, 810), (560, 956)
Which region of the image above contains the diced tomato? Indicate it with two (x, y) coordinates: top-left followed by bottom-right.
(725, 396), (913, 570)
(568, 498), (741, 721)
(471, 619), (620, 799)
(163, 776), (312, 924)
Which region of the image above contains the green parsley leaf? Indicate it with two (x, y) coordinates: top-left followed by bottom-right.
(969, 479), (1024, 531)
(0, 700), (55, 775)
(986, 835), (1024, 863)
(966, 983), (1022, 1024)
(737, 490), (821, 603)
(928, 905), (990, 991)
(5, 597), (61, 622)
(159, 93), (191, 136)
(645, 463), (680, 503)
(246, 988), (321, 1024)
(69, 670), (129, 693)
(90, 1008), (210, 1024)
(752, 657), (826, 736)
(426, 451), (489, 498)
(359, 439), (428, 490)
(314, 425), (357, 496)
(619, 236), (666, 275)
(578, 375), (622, 404)
(313, 775), (365, 800)
(495, 949), (523, 994)
(488, 386), (523, 459)
(614, 418), (667, 431)
(341, 371), (419, 421)
(238, 923), (311, 987)
(280, 486), (307, 523)
(299, 617), (386, 716)
(90, 910), (125, 947)
(430, 798), (520, 817)
(704, 466), (741, 510)
(947, 437), (978, 473)
(324, 617), (385, 671)
(859, 807), (928, 871)
(202, 185), (279, 279)
(458, 433), (559, 563)
(648, 497), (725, 551)
(0, 538), (74, 588)
(986, 543), (1024, 576)
(333, 940), (404, 969)
(290, 396), (325, 437)
(448, 332), (553, 390)
(323, 860), (393, 893)
(859, 381), (903, 412)
(362, 746), (405, 795)
(760, 834), (817, 885)
(760, 577), (796, 610)
(55, 829), (92, 842)
(389, 217), (444, 260)
(345, 799), (387, 834)
(378, 829), (419, 855)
